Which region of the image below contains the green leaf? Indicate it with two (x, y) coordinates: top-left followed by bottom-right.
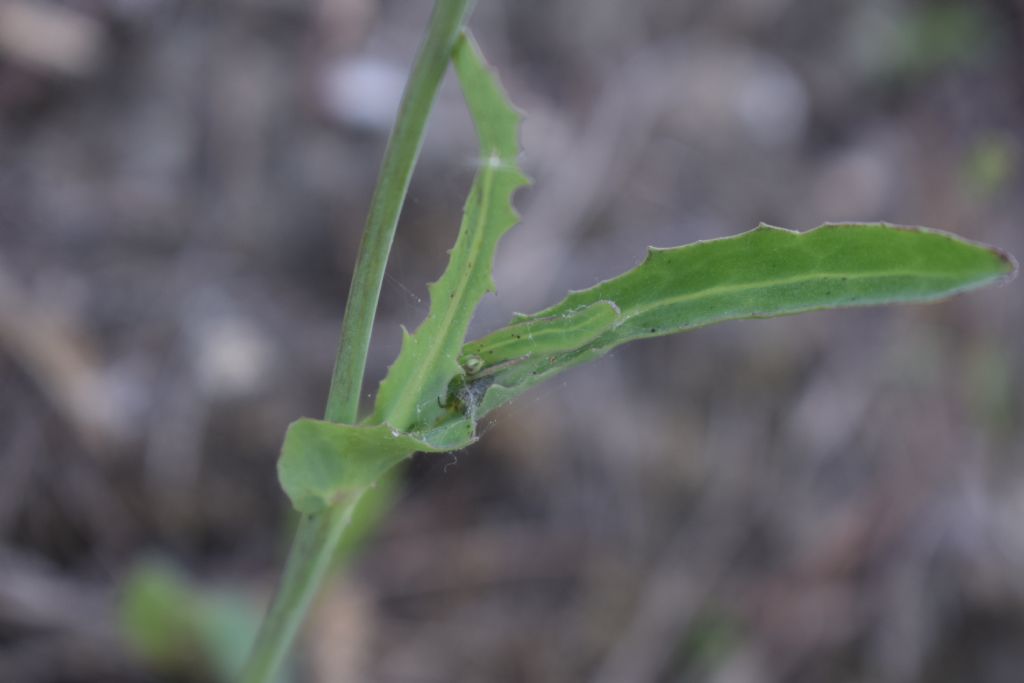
(459, 222), (1016, 416)
(276, 32), (521, 515)
(278, 417), (475, 514)
(370, 32), (528, 432)
(459, 299), (620, 376)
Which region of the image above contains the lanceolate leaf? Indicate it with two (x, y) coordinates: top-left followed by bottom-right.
(457, 223), (1016, 417)
(370, 32), (529, 432)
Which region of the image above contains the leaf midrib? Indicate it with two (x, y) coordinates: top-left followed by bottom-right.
(614, 266), (997, 323)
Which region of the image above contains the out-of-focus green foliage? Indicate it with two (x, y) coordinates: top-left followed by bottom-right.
(120, 562), (270, 682)
(889, 4), (992, 75)
(963, 132), (1018, 199)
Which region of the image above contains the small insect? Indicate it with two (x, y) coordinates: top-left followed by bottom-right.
(439, 374), (495, 421)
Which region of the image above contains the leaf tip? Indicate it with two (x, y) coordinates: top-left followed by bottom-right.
(994, 246), (1019, 284)
(865, 222), (1018, 285)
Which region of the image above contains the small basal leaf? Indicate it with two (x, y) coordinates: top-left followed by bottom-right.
(120, 562), (271, 682)
(370, 32), (528, 432)
(460, 223), (1016, 416)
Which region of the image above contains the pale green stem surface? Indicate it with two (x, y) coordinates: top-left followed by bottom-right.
(325, 0), (475, 425)
(239, 1), (474, 681)
(238, 495), (361, 683)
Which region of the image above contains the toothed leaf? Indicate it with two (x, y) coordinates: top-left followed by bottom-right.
(457, 223), (1016, 416)
(370, 32), (529, 432)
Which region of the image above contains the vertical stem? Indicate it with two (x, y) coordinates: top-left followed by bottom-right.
(239, 2), (474, 682)
(325, 0), (476, 425)
(238, 497), (361, 683)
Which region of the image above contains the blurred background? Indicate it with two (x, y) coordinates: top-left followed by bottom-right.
(1, 0), (1022, 681)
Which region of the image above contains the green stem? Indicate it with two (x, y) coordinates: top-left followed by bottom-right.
(238, 496), (361, 683)
(239, 2), (474, 682)
(324, 0), (476, 426)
